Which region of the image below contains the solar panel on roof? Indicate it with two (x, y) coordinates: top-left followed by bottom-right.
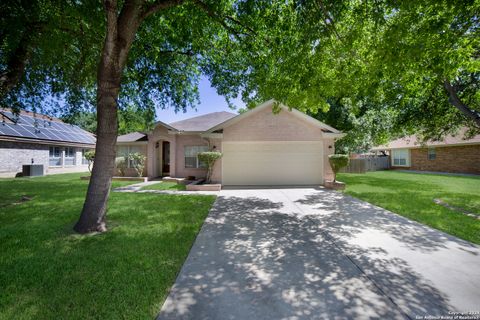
(0, 111), (95, 145)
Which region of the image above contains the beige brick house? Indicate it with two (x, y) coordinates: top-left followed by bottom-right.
(116, 100), (344, 185)
(372, 130), (480, 175)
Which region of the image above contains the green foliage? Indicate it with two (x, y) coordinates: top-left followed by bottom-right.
(128, 152), (146, 177)
(245, 0), (479, 143)
(328, 154), (350, 182)
(0, 173), (215, 318)
(197, 151), (222, 183)
(0, 0), (103, 111)
(338, 171), (480, 244)
(115, 157), (127, 177)
(84, 150), (95, 173)
(118, 105), (155, 135)
(62, 105), (156, 135)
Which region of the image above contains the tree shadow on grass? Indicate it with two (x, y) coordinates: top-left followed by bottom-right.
(0, 187), (214, 320)
(157, 195), (454, 320)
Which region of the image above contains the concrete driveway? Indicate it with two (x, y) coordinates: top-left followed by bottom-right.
(157, 187), (480, 320)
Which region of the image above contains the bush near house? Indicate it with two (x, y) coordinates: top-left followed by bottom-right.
(128, 152), (146, 177)
(84, 150), (95, 172)
(328, 154), (349, 182)
(198, 151), (222, 183)
(115, 156), (127, 176)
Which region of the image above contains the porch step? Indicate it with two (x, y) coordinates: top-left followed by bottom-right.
(161, 177), (193, 185)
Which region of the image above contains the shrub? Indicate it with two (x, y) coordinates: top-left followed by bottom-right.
(115, 157), (127, 177)
(84, 150), (95, 173)
(328, 154), (349, 182)
(128, 152), (146, 177)
(197, 151), (222, 183)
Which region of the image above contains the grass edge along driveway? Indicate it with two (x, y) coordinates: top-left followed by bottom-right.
(338, 171), (480, 245)
(0, 173), (216, 319)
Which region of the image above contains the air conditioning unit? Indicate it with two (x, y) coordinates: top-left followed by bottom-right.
(22, 164), (44, 177)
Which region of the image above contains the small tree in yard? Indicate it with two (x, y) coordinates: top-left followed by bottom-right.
(115, 157), (127, 177)
(128, 153), (146, 177)
(198, 151), (222, 184)
(84, 150), (95, 173)
(328, 154), (349, 183)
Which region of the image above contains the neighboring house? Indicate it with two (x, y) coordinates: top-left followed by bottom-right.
(372, 130), (480, 174)
(116, 100), (344, 185)
(0, 109), (95, 177)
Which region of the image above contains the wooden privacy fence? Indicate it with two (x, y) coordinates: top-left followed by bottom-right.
(340, 156), (390, 174)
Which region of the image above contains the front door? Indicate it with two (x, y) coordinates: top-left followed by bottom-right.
(162, 141), (170, 174)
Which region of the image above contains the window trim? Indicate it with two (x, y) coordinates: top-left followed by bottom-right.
(64, 147), (76, 166)
(184, 145), (209, 169)
(391, 148), (410, 167)
(428, 147), (436, 160)
(49, 146), (63, 167)
(116, 145), (144, 168)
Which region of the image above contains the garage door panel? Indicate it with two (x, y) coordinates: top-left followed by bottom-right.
(222, 141), (323, 185)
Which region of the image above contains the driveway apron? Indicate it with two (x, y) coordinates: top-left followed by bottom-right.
(157, 188), (480, 320)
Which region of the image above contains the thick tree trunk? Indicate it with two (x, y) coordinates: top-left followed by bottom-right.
(73, 47), (122, 233)
(444, 80), (480, 128)
(74, 0), (143, 233)
(73, 81), (119, 233)
(74, 0), (183, 233)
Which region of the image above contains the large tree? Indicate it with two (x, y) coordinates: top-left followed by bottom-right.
(5, 0), (479, 232)
(73, 0), (284, 233)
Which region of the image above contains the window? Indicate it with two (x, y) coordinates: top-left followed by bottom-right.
(428, 148), (436, 160)
(49, 146), (62, 166)
(116, 145), (144, 168)
(392, 149), (409, 166)
(64, 147), (76, 166)
(185, 146), (209, 168)
(127, 145), (142, 167)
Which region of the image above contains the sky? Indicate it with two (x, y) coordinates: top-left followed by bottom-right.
(155, 77), (245, 124)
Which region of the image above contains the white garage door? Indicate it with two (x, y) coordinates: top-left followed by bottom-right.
(222, 141), (324, 185)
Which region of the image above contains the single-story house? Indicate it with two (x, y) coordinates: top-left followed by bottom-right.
(372, 130), (480, 175)
(116, 100), (344, 185)
(0, 109), (95, 177)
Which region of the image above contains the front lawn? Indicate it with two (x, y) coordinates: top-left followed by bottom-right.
(142, 181), (186, 191)
(337, 171), (480, 244)
(0, 173), (215, 319)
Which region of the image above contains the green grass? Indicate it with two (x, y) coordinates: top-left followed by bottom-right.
(337, 171), (480, 244)
(141, 181), (186, 191)
(0, 173), (216, 319)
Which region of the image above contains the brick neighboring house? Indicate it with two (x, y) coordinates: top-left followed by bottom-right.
(372, 130), (480, 175)
(0, 109), (95, 177)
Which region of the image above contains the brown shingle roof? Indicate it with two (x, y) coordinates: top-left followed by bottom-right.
(372, 128), (480, 150)
(168, 111), (237, 132)
(117, 132), (148, 142)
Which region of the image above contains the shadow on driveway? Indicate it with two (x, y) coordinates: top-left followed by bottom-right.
(156, 188), (480, 319)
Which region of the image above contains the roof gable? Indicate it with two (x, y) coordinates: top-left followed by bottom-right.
(207, 99), (342, 136)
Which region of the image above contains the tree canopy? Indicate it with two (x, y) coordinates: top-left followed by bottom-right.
(241, 0), (480, 150)
(2, 0), (479, 232)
